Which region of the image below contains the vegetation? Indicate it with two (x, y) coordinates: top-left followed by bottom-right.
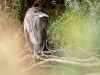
(0, 0), (100, 75)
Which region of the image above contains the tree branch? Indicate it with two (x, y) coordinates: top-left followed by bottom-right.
(20, 56), (100, 73)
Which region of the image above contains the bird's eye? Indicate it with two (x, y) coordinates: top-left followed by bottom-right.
(34, 11), (37, 13)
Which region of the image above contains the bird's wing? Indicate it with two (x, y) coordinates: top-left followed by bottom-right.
(40, 18), (47, 51)
(24, 15), (43, 44)
(24, 28), (34, 52)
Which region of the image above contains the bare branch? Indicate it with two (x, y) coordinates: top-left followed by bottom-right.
(79, 47), (100, 63)
(20, 56), (100, 73)
(21, 60), (49, 73)
(41, 58), (99, 67)
(85, 72), (100, 75)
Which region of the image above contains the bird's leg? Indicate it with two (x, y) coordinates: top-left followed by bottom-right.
(40, 43), (46, 56)
(33, 45), (40, 58)
(40, 44), (46, 57)
(33, 45), (36, 58)
(41, 51), (45, 56)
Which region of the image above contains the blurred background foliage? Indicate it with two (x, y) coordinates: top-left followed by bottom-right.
(0, 0), (100, 75)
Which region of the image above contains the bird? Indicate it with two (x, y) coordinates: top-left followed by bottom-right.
(24, 7), (49, 57)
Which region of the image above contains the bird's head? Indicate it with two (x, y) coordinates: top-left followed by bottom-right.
(30, 7), (49, 18)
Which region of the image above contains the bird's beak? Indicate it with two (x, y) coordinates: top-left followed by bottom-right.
(38, 12), (49, 17)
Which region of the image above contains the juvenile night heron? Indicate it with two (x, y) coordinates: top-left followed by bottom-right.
(24, 7), (49, 57)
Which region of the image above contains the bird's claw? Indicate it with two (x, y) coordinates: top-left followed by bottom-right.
(32, 54), (40, 59)
(41, 52), (47, 57)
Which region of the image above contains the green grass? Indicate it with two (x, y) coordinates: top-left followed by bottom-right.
(46, 3), (100, 75)
(48, 5), (100, 58)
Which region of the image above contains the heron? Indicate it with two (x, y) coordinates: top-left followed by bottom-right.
(24, 7), (49, 57)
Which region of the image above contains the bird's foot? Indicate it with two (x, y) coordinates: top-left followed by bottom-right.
(32, 54), (40, 59)
(41, 52), (47, 57)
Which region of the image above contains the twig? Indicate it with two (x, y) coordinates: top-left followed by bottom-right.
(85, 72), (100, 75)
(79, 47), (100, 63)
(20, 56), (100, 73)
(42, 58), (99, 66)
(1, 54), (31, 75)
(21, 60), (49, 73)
